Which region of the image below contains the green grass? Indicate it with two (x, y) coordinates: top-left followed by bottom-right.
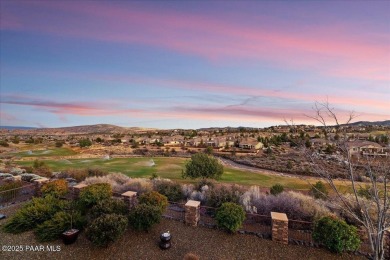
(9, 148), (77, 158)
(15, 157), (335, 190)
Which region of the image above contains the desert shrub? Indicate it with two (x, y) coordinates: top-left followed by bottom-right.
(83, 175), (152, 194)
(63, 168), (89, 181)
(88, 198), (128, 221)
(138, 191), (168, 212)
(86, 214), (128, 247)
(357, 185), (373, 199)
(128, 204), (162, 231)
(32, 160), (52, 177)
(78, 183), (112, 210)
(337, 194), (377, 227)
(34, 211), (85, 242)
(240, 186), (261, 213)
(2, 196), (66, 233)
(20, 166), (34, 173)
(270, 184), (284, 196)
(63, 167), (109, 182)
(215, 202), (245, 233)
(310, 181), (328, 200)
(207, 185), (244, 208)
(195, 179), (215, 191)
(0, 140), (9, 147)
(313, 216), (360, 253)
(120, 179), (153, 194)
(155, 181), (183, 202)
(87, 167), (108, 177)
(41, 179), (68, 198)
(251, 192), (331, 221)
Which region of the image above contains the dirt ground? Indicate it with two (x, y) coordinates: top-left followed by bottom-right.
(0, 204), (365, 260)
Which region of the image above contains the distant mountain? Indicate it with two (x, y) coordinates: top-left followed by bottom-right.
(0, 124), (158, 134)
(38, 124), (128, 134)
(0, 126), (37, 130)
(348, 120), (390, 127)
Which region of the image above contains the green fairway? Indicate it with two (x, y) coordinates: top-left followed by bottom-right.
(15, 157), (327, 190)
(10, 148), (78, 158)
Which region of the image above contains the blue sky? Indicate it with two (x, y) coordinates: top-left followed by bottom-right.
(1, 1), (389, 129)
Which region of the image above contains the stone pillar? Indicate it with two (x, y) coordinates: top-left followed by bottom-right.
(185, 200), (201, 226)
(121, 191), (137, 210)
(271, 212), (289, 245)
(33, 178), (50, 197)
(72, 183), (88, 199)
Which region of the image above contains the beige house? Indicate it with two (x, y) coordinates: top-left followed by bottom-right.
(239, 138), (264, 150)
(347, 141), (388, 157)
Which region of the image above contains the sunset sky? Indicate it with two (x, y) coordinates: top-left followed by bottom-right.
(1, 1), (389, 129)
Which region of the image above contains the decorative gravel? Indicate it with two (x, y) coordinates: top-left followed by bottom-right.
(0, 204), (364, 260)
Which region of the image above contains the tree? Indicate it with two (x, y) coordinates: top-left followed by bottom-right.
(310, 181), (328, 200)
(182, 153), (223, 180)
(270, 184), (284, 196)
(79, 138), (92, 148)
(302, 100), (389, 260)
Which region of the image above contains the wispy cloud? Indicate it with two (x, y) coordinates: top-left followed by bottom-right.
(2, 1), (388, 82)
(0, 95), (141, 119)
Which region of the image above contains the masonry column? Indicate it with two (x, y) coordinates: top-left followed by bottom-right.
(121, 191), (137, 210)
(271, 212), (289, 245)
(185, 200), (201, 226)
(72, 183), (88, 199)
(33, 178), (50, 197)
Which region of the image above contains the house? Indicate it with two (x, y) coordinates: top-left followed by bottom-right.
(347, 141), (388, 157)
(239, 138), (264, 150)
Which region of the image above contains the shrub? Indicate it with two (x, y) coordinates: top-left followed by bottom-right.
(155, 181), (183, 202)
(313, 216), (360, 253)
(2, 196), (65, 233)
(138, 191), (168, 212)
(88, 198), (128, 221)
(86, 214), (128, 247)
(195, 179), (215, 191)
(310, 181), (328, 200)
(251, 191), (331, 221)
(207, 185), (244, 208)
(215, 202), (245, 233)
(41, 179), (68, 198)
(78, 183), (112, 210)
(32, 160), (52, 177)
(63, 167), (109, 182)
(128, 204), (162, 231)
(120, 179), (153, 195)
(270, 184), (284, 196)
(35, 211), (85, 242)
(0, 140), (9, 147)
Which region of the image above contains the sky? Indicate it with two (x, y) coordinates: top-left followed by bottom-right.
(0, 0), (389, 129)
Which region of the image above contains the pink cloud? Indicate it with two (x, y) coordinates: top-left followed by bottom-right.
(0, 95), (142, 119)
(2, 1), (389, 82)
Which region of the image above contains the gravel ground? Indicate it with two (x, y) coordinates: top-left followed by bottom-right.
(0, 204), (364, 260)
